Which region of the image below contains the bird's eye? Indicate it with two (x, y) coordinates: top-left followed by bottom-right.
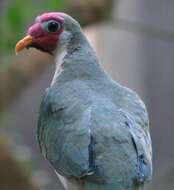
(44, 20), (61, 33)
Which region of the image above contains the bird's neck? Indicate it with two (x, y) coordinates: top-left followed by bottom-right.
(51, 32), (107, 86)
(51, 47), (67, 86)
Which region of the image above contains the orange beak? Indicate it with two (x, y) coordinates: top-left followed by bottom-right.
(15, 35), (33, 55)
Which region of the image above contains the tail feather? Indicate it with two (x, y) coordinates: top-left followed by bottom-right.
(56, 172), (84, 190)
(85, 181), (144, 190)
(56, 172), (144, 190)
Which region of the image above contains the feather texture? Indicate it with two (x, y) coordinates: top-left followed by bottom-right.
(37, 13), (152, 190)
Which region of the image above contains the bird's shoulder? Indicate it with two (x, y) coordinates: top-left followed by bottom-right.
(110, 81), (149, 130)
(39, 80), (89, 113)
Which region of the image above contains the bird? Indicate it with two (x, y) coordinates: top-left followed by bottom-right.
(15, 12), (152, 190)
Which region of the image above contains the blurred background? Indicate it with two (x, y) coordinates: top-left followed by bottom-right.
(0, 0), (174, 189)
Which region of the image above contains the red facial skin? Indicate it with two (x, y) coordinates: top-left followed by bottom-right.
(27, 13), (64, 53)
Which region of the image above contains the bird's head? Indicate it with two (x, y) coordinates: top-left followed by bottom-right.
(15, 12), (82, 55)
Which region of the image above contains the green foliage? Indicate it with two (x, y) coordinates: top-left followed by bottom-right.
(0, 0), (66, 53)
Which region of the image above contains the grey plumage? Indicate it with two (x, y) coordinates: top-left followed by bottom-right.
(37, 13), (152, 190)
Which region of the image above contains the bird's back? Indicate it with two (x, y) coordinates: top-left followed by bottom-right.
(37, 78), (152, 190)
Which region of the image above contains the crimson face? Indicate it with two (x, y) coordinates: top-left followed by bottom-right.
(15, 12), (65, 54)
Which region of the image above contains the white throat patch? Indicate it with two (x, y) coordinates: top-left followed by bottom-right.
(51, 31), (71, 86)
(51, 48), (67, 86)
(51, 47), (67, 86)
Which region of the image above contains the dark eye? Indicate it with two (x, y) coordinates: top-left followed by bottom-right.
(44, 21), (61, 33)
